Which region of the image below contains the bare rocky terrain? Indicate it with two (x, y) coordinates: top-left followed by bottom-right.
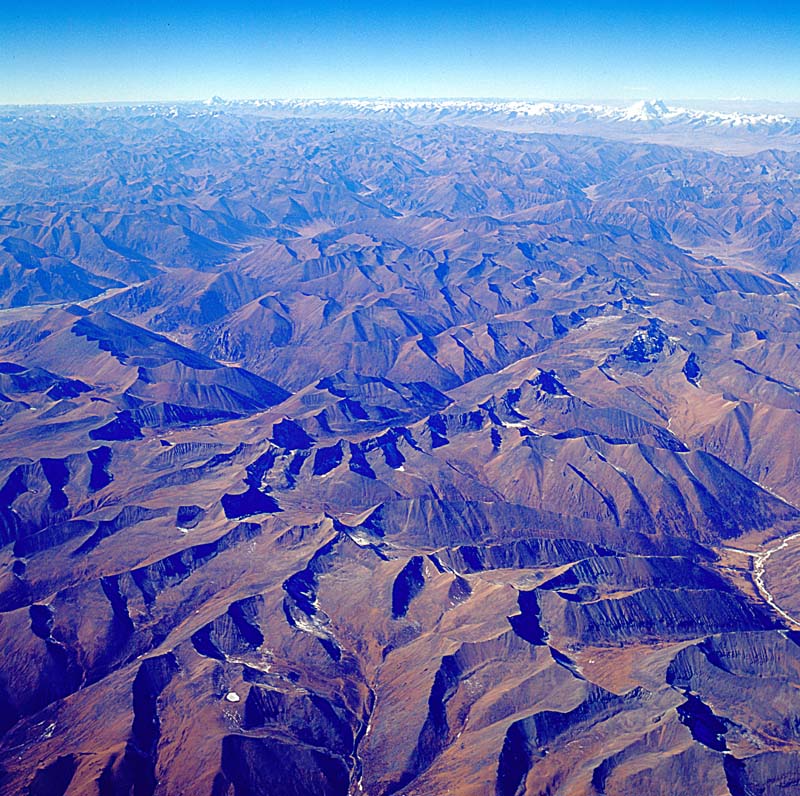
(2, 100), (800, 795)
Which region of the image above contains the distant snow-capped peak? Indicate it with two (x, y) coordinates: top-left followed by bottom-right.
(622, 99), (671, 121)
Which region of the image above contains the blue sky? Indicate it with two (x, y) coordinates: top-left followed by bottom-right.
(2, 1), (798, 104)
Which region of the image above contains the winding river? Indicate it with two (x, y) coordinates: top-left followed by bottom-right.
(724, 531), (800, 627)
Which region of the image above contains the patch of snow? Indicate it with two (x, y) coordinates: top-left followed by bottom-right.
(347, 529), (376, 546)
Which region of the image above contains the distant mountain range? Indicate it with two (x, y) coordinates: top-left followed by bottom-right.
(7, 96), (800, 153)
(235, 96), (800, 133)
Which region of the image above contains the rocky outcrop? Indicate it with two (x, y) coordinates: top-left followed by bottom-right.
(391, 557), (425, 619)
(96, 654), (179, 796)
(496, 685), (647, 796)
(191, 596), (265, 660)
(213, 734), (350, 796)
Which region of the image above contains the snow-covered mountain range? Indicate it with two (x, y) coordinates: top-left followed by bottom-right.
(7, 97), (800, 144)
(203, 97), (800, 136)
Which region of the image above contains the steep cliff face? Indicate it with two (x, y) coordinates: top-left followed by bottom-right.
(2, 104), (800, 795)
